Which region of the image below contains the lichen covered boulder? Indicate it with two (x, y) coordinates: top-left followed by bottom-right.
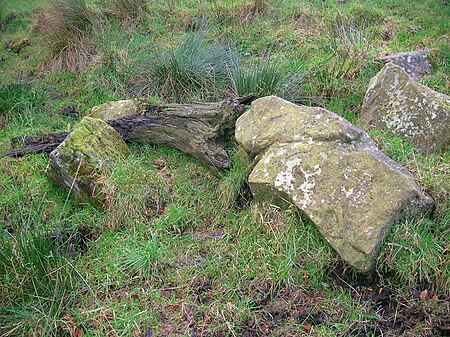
(361, 63), (450, 154)
(86, 98), (148, 121)
(235, 96), (363, 155)
(46, 117), (129, 203)
(380, 50), (432, 81)
(236, 96), (433, 273)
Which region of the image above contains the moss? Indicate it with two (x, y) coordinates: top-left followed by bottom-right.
(46, 117), (129, 204)
(63, 117), (129, 162)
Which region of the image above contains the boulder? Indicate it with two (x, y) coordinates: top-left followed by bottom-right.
(236, 96), (433, 273)
(380, 50), (432, 81)
(46, 117), (129, 203)
(361, 63), (450, 154)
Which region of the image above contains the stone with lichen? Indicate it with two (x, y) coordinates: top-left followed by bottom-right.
(380, 50), (432, 81)
(361, 63), (450, 154)
(236, 96), (433, 273)
(46, 117), (129, 204)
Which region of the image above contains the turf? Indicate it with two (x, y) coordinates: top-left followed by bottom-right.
(0, 0), (449, 336)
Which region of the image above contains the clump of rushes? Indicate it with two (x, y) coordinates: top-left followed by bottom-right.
(117, 234), (167, 281)
(43, 0), (98, 72)
(312, 12), (370, 99)
(142, 31), (237, 102)
(229, 60), (303, 99)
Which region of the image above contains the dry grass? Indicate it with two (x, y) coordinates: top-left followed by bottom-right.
(40, 0), (98, 72)
(100, 0), (147, 23)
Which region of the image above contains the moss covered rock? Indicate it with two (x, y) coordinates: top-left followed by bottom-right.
(46, 117), (129, 204)
(235, 95), (363, 155)
(236, 96), (433, 273)
(361, 63), (450, 154)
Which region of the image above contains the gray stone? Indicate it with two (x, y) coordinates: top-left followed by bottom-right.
(380, 50), (432, 81)
(361, 63), (450, 154)
(46, 117), (129, 204)
(236, 96), (433, 273)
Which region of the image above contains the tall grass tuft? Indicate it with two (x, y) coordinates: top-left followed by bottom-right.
(229, 61), (283, 98)
(43, 0), (98, 72)
(311, 12), (370, 100)
(229, 60), (302, 99)
(0, 228), (78, 336)
(140, 32), (237, 101)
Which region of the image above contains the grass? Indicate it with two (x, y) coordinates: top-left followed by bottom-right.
(0, 83), (47, 128)
(229, 59), (302, 99)
(0, 0), (449, 335)
(42, 0), (98, 72)
(137, 31), (237, 101)
(0, 207), (79, 336)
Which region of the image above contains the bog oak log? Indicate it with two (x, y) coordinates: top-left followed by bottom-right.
(3, 99), (249, 169)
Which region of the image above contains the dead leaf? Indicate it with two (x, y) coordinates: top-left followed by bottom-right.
(261, 323), (270, 333)
(160, 325), (173, 336)
(419, 289), (429, 302)
(74, 328), (83, 337)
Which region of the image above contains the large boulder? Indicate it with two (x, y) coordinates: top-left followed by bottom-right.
(236, 96), (433, 273)
(46, 117), (129, 203)
(361, 63), (450, 154)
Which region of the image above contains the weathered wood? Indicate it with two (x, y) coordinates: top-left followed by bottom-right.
(4, 132), (70, 156)
(3, 99), (248, 168)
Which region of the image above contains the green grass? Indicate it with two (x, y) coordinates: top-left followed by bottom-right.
(0, 209), (79, 336)
(1, 0), (449, 335)
(229, 59), (303, 99)
(136, 31), (238, 101)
